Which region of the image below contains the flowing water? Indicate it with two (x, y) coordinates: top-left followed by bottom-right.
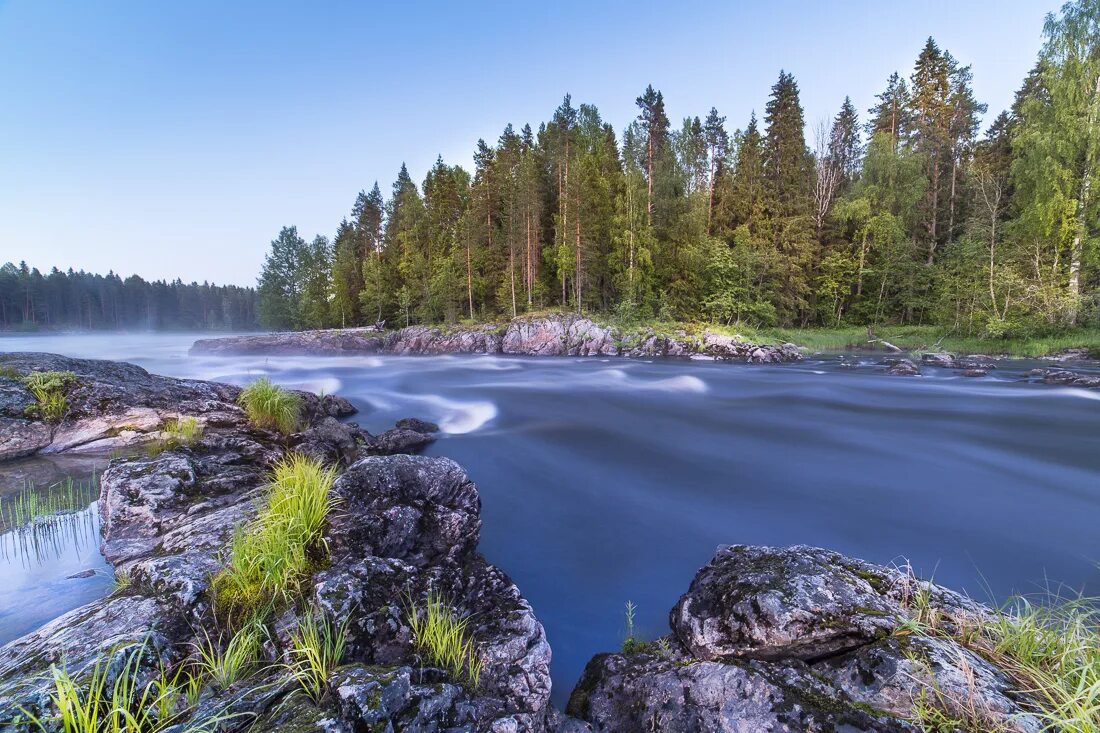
(3, 332), (1100, 703)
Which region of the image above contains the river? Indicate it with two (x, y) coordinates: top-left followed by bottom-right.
(3, 331), (1099, 704)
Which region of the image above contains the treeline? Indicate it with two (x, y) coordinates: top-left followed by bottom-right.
(0, 262), (259, 331)
(259, 1), (1099, 337)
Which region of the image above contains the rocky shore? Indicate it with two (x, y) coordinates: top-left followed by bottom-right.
(0, 353), (1047, 731)
(189, 314), (804, 364)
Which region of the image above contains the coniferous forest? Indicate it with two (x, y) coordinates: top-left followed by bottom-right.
(258, 3), (1100, 340)
(0, 263), (258, 331)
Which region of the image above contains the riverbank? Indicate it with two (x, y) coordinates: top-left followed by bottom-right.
(190, 314), (803, 362)
(748, 324), (1100, 359)
(189, 314), (1100, 361)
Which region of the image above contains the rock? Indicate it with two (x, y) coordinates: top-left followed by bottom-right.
(1028, 367), (1100, 388)
(567, 544), (1034, 733)
(886, 358), (920, 376)
(921, 352), (957, 368)
(0, 417), (51, 461)
(396, 416), (441, 433)
(191, 327), (386, 356)
(671, 545), (900, 662)
(368, 427), (435, 455)
(292, 416), (371, 466)
(1040, 347), (1093, 362)
(387, 324), (504, 354)
(957, 355), (996, 370)
(0, 595), (183, 722)
(327, 455), (481, 568)
(568, 653), (916, 732)
(821, 635), (1042, 733)
(919, 353), (996, 372)
(962, 368), (987, 377)
(190, 315), (803, 363)
(66, 569), (97, 579)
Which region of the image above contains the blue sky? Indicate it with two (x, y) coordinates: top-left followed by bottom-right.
(0, 0), (1055, 286)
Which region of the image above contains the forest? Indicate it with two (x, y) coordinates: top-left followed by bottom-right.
(0, 262), (259, 331)
(257, 2), (1100, 340)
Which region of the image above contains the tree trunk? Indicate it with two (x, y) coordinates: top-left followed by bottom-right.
(1068, 72), (1100, 325)
(466, 238), (474, 320)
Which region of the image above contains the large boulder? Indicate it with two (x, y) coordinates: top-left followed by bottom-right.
(568, 544), (1041, 733)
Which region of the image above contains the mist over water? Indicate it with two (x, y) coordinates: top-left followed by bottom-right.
(3, 332), (1100, 703)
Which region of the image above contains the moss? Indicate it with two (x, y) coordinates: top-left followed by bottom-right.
(852, 568), (891, 594)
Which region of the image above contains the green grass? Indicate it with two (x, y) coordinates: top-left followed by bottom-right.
(17, 639), (217, 733)
(752, 325), (1100, 358)
(0, 365), (22, 380)
(22, 370), (77, 422)
(192, 622), (264, 691)
(237, 378), (302, 435)
(0, 475), (99, 531)
(211, 454), (338, 622)
(406, 590), (483, 689)
(286, 609), (347, 702)
(898, 590), (1100, 733)
(146, 417), (205, 457)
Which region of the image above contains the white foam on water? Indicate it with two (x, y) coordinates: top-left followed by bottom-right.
(360, 390), (498, 434)
(412, 394), (498, 434)
(647, 374), (708, 393)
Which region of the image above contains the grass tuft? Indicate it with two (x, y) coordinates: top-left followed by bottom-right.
(287, 609), (347, 702)
(406, 589), (482, 689)
(211, 454), (338, 622)
(22, 370), (76, 422)
(192, 622), (264, 691)
(146, 417), (204, 457)
(237, 378), (301, 435)
(18, 639), (215, 733)
(901, 589), (1100, 732)
(0, 475), (98, 531)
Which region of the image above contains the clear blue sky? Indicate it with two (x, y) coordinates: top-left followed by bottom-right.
(0, 0), (1056, 286)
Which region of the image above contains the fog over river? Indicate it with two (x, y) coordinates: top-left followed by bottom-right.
(3, 332), (1099, 703)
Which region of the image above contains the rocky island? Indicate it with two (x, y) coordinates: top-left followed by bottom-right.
(190, 314), (804, 364)
(0, 352), (1061, 731)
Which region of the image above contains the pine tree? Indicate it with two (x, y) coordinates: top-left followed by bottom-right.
(703, 107), (729, 234)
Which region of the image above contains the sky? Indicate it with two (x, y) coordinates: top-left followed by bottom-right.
(0, 0), (1057, 287)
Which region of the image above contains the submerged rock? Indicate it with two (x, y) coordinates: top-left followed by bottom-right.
(886, 358), (920, 376)
(1028, 367), (1100, 388)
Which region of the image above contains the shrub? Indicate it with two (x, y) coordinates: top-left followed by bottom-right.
(406, 590), (482, 689)
(22, 370), (76, 422)
(287, 610), (347, 702)
(236, 378), (301, 435)
(211, 454), (338, 622)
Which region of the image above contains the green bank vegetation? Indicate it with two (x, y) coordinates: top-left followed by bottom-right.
(237, 378), (301, 435)
(899, 584), (1100, 732)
